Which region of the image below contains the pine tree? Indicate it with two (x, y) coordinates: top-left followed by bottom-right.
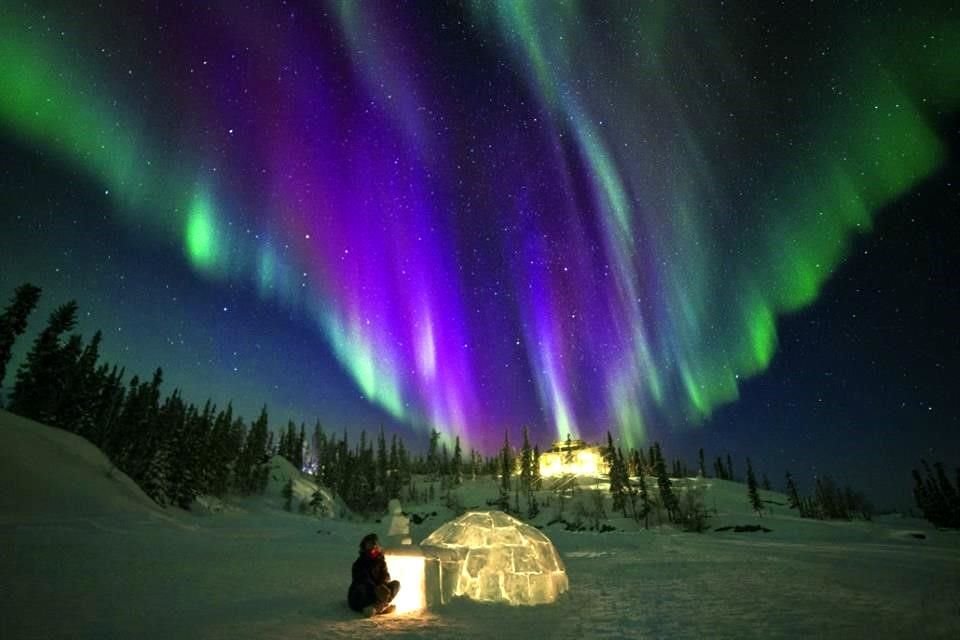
(397, 437), (410, 486)
(55, 330), (103, 436)
(310, 487), (329, 516)
(376, 427), (388, 503)
(617, 447), (633, 518)
(296, 423), (306, 470)
(726, 453), (735, 482)
(9, 300), (79, 422)
(427, 429), (440, 478)
(785, 471), (801, 511)
(636, 466), (651, 529)
(653, 442), (678, 522)
(387, 434), (401, 499)
(237, 406), (270, 494)
(90, 364), (125, 449)
(451, 436), (463, 485)
(520, 427), (533, 493)
(605, 432), (625, 514)
(206, 404), (235, 496)
(279, 426), (288, 461)
(532, 445), (542, 490)
(440, 442), (450, 480)
(311, 420), (325, 474)
(0, 283), (42, 397)
(913, 461), (960, 528)
(48, 334), (83, 429)
(498, 430), (512, 511)
(746, 457), (763, 514)
(698, 448), (706, 478)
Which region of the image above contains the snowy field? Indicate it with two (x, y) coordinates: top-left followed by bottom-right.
(2, 410), (959, 639)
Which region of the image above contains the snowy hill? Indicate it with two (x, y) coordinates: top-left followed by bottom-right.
(0, 409), (164, 523)
(2, 410), (959, 639)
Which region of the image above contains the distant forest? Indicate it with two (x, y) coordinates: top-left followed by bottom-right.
(2, 283), (954, 528)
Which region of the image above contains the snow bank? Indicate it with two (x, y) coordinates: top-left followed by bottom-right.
(0, 409), (162, 523)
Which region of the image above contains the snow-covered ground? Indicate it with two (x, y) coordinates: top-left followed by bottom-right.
(2, 409), (958, 639)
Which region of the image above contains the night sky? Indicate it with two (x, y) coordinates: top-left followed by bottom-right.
(1, 1), (957, 508)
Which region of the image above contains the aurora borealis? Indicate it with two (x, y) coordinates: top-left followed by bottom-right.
(1, 1), (958, 502)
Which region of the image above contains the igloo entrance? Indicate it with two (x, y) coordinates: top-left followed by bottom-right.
(420, 510), (568, 606)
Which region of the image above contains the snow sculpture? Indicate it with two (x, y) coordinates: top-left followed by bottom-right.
(384, 498), (412, 546)
(420, 510), (568, 606)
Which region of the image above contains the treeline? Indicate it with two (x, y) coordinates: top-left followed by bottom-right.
(0, 282), (891, 525)
(0, 284), (272, 507)
(783, 471), (872, 521)
(912, 460), (960, 529)
(0, 282), (518, 516)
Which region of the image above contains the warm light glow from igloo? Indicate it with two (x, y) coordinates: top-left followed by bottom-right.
(539, 447), (606, 478)
(383, 552), (426, 614)
(420, 511), (568, 606)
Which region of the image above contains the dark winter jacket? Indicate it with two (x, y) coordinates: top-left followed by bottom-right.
(347, 549), (390, 611)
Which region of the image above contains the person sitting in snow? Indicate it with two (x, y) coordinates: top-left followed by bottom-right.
(347, 533), (400, 616)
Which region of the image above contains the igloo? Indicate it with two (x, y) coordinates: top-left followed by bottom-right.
(420, 510), (568, 606)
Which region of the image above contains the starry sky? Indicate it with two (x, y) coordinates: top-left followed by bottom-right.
(1, 1), (958, 507)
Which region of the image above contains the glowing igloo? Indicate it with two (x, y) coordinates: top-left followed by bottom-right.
(420, 510), (568, 606)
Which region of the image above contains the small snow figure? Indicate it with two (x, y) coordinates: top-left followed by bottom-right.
(385, 498), (412, 546)
(347, 533), (401, 616)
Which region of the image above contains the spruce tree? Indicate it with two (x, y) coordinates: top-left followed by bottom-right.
(746, 457), (763, 514)
(653, 442), (678, 522)
(785, 471), (801, 511)
(498, 430), (512, 511)
(397, 438), (410, 486)
(532, 445), (542, 490)
(206, 404), (234, 496)
(282, 478), (294, 511)
(387, 434), (401, 499)
(0, 283), (42, 397)
(427, 429), (440, 478)
(376, 427), (388, 503)
(237, 406), (270, 494)
(310, 487), (328, 516)
(278, 424), (289, 462)
(91, 364), (125, 449)
(698, 448), (706, 478)
(296, 423), (306, 470)
(48, 334), (83, 429)
(636, 466), (651, 529)
(9, 300), (79, 422)
(605, 432), (625, 514)
(440, 442), (450, 480)
(311, 420), (325, 474)
(520, 427), (533, 493)
(451, 435), (463, 485)
(55, 330), (103, 436)
(617, 447), (634, 518)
